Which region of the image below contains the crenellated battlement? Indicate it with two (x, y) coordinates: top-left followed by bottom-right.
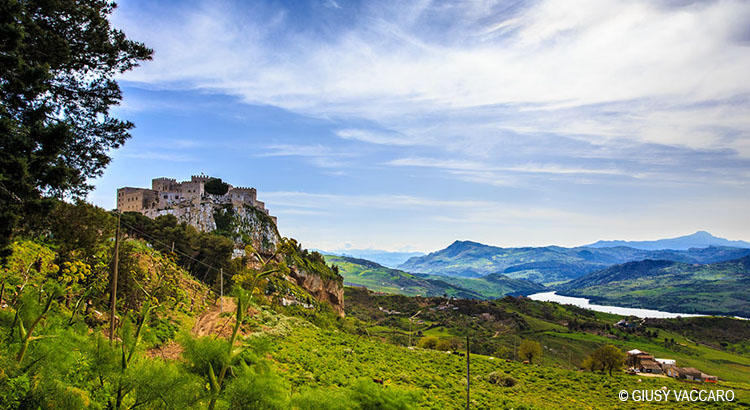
(117, 175), (275, 225)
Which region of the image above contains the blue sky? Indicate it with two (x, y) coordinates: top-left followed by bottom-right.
(89, 0), (750, 252)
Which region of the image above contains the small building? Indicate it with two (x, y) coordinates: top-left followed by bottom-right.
(626, 350), (654, 368)
(655, 358), (675, 366)
(639, 360), (662, 374)
(677, 367), (703, 381)
(662, 364), (679, 378)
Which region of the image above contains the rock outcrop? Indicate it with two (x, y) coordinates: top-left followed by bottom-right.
(147, 197), (345, 316)
(286, 264), (345, 317)
(147, 197), (280, 254)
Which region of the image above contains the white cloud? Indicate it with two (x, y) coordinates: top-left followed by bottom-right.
(117, 151), (196, 162)
(113, 0), (750, 165)
(107, 0), (750, 254)
(336, 129), (417, 146)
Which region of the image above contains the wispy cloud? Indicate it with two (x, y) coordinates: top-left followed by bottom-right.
(117, 151), (196, 162)
(102, 0), (750, 250)
(113, 0), (750, 171)
(263, 191), (590, 222)
(254, 144), (358, 171)
(336, 129), (417, 146)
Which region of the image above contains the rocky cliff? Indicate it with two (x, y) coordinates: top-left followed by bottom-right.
(146, 197), (345, 315)
(286, 263), (345, 317)
(147, 197), (280, 254)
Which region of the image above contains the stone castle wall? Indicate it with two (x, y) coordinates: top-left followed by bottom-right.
(117, 175), (276, 225)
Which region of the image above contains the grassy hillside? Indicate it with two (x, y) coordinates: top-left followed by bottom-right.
(324, 254), (484, 299)
(559, 256), (750, 317)
(399, 240), (750, 284)
(269, 320), (750, 409)
(325, 254), (543, 299)
(2, 235), (748, 408)
(1, 201), (748, 409)
(344, 287), (750, 385)
(419, 272), (545, 298)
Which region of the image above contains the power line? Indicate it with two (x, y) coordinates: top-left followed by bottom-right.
(117, 218), (233, 280)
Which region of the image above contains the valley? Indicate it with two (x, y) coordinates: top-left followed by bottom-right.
(3, 200), (748, 408)
(398, 237), (750, 284)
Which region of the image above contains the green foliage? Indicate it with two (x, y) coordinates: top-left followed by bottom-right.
(47, 200), (116, 263)
(347, 378), (419, 410)
(281, 375), (420, 410)
(223, 365), (288, 410)
(292, 387), (352, 410)
(488, 371), (517, 387)
(204, 178), (230, 196)
(583, 344), (626, 376)
(120, 212), (237, 285)
(125, 359), (204, 409)
(181, 334), (230, 380)
(11, 282), (61, 363)
(1, 240), (59, 289)
(417, 336), (438, 349)
(282, 239), (342, 284)
(518, 340), (542, 364)
(213, 205), (235, 233)
(416, 335), (460, 352)
(0, 0), (152, 258)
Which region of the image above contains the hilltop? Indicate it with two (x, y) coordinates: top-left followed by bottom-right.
(325, 254), (543, 299)
(398, 239), (750, 284)
(585, 231), (750, 250)
(558, 256), (750, 317)
(118, 175), (279, 253)
(319, 249), (425, 268)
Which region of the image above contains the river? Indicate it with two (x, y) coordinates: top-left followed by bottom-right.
(527, 291), (705, 319)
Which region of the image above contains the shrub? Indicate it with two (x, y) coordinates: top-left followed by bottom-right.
(204, 178), (229, 195)
(435, 338), (460, 352)
(518, 340), (542, 364)
(488, 372), (517, 387)
(347, 379), (420, 410)
(223, 368), (288, 410)
(292, 387), (353, 410)
(417, 336), (439, 350)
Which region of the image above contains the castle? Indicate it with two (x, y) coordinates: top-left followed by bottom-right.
(117, 174), (277, 224)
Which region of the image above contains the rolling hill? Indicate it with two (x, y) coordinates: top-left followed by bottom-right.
(558, 256), (750, 317)
(324, 254), (543, 299)
(585, 230), (750, 250)
(316, 248), (425, 268)
(398, 239), (750, 284)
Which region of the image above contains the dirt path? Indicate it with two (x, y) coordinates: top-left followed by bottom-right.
(146, 297), (242, 360)
(192, 297), (237, 338)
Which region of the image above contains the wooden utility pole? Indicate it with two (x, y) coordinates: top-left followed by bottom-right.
(408, 310), (421, 347)
(219, 268), (223, 313)
(109, 212), (121, 345)
(466, 334), (470, 410)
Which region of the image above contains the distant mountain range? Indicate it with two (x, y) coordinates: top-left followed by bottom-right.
(324, 254), (543, 299)
(585, 231), (750, 250)
(398, 237), (750, 284)
(316, 249), (425, 268)
(558, 255), (750, 317)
